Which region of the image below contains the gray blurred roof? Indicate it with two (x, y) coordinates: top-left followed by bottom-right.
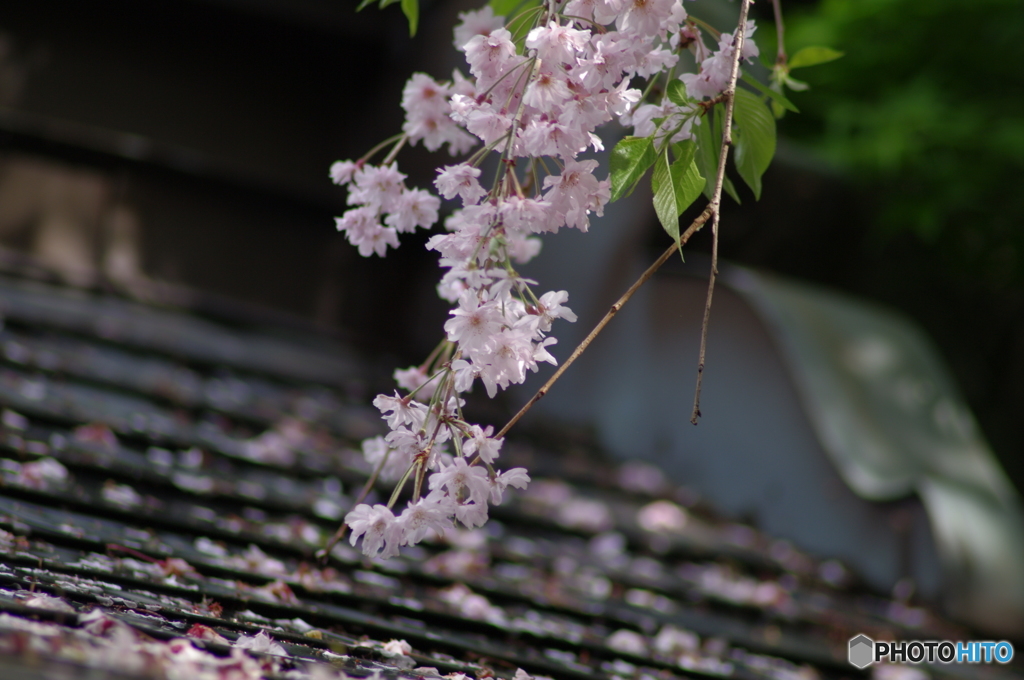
(0, 270), (1020, 680)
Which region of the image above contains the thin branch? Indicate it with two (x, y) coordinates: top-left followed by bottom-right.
(690, 0), (752, 425)
(495, 205), (714, 440)
(772, 0), (787, 65)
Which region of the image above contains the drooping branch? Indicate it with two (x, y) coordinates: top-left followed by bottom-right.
(690, 0), (752, 425)
(495, 205), (714, 440)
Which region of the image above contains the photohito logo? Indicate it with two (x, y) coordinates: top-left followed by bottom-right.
(849, 635), (1015, 668)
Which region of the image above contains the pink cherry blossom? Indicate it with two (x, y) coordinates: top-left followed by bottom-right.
(490, 468), (531, 505)
(331, 0), (763, 558)
(329, 160), (357, 186)
(464, 28), (519, 84)
(435, 164), (487, 205)
(429, 456), (492, 506)
(346, 504), (402, 558)
(349, 163), (406, 212)
(525, 21), (591, 65)
(444, 294), (505, 355)
(384, 188), (440, 233)
(462, 424), (503, 464)
(452, 6), (505, 51)
(373, 392), (427, 430)
(398, 495), (455, 544)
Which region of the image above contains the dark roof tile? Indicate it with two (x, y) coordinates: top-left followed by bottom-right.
(0, 274), (1020, 680)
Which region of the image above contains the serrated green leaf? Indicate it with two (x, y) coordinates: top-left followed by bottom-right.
(673, 155), (704, 261)
(732, 88), (776, 200)
(400, 0), (418, 36)
(788, 46), (844, 70)
(666, 80), (689, 108)
(672, 141), (705, 213)
(609, 136), (656, 203)
(652, 148), (678, 244)
(741, 74), (798, 113)
(652, 144), (704, 256)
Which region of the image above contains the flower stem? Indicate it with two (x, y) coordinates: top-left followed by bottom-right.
(359, 133), (405, 165)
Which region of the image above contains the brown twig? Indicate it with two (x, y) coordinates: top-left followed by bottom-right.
(496, 205), (714, 440)
(690, 0), (752, 425)
(772, 0), (787, 65)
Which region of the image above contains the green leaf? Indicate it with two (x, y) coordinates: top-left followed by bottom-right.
(400, 0), (418, 36)
(723, 176), (742, 204)
(672, 140), (705, 215)
(652, 148), (678, 243)
(788, 46), (844, 70)
(652, 143), (704, 255)
(732, 88), (776, 200)
(356, 0), (376, 10)
(695, 113), (718, 201)
(666, 80), (690, 108)
(378, 0), (401, 7)
(609, 136), (656, 203)
(695, 106), (743, 205)
(741, 74), (798, 113)
(489, 0), (538, 15)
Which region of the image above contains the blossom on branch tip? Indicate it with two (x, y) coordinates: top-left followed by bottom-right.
(444, 294), (505, 354)
(349, 163), (406, 212)
(452, 6), (505, 51)
(330, 160), (357, 186)
(402, 73), (475, 155)
(462, 424), (503, 464)
(373, 392), (427, 430)
(429, 456), (491, 506)
(542, 159), (610, 232)
(384, 189), (440, 233)
(525, 21), (591, 65)
(435, 164), (487, 205)
(490, 467), (531, 505)
(398, 495), (456, 545)
(346, 504), (401, 558)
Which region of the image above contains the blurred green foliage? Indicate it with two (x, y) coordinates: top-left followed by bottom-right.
(776, 0), (1024, 288)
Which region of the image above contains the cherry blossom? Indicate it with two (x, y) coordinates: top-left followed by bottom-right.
(452, 6), (505, 51)
(462, 424), (503, 464)
(435, 163), (487, 204)
(429, 456), (492, 506)
(333, 0), (763, 559)
(346, 504), (401, 558)
(398, 494), (456, 545)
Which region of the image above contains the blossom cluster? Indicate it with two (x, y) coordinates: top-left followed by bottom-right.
(331, 0), (759, 558)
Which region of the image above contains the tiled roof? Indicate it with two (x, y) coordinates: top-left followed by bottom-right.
(0, 273), (1018, 680)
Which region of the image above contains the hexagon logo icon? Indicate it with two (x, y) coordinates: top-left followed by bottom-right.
(849, 634), (874, 669)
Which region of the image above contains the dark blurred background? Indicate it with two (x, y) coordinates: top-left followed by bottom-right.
(0, 0), (1021, 495)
